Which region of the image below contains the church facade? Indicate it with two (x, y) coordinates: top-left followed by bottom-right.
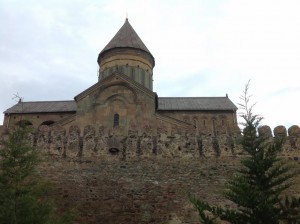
(2, 19), (238, 138)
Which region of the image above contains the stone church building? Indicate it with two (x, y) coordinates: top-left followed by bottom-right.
(2, 18), (238, 138)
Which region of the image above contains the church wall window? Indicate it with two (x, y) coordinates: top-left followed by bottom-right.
(148, 74), (151, 89)
(212, 119), (216, 136)
(119, 66), (124, 74)
(150, 74), (153, 90)
(130, 67), (135, 80)
(136, 67), (140, 83)
(113, 113), (119, 127)
(103, 69), (108, 78)
(141, 70), (145, 86)
(124, 65), (128, 76)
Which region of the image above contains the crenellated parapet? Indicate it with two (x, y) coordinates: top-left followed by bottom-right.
(258, 125), (300, 157)
(45, 124), (300, 160)
(1, 124), (299, 160)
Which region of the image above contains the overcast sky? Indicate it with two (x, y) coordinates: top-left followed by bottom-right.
(1, 0), (299, 130)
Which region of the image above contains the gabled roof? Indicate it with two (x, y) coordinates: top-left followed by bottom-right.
(99, 18), (153, 58)
(74, 72), (155, 102)
(157, 97), (237, 111)
(4, 101), (76, 114)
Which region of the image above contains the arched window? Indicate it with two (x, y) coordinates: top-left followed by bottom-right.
(113, 113), (119, 127)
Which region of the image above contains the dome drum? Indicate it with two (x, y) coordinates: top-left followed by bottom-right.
(97, 19), (155, 90)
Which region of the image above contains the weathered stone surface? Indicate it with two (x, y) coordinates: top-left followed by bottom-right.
(39, 157), (237, 224)
(258, 125), (272, 137)
(36, 125), (50, 150)
(274, 125), (287, 137)
(67, 125), (80, 158)
(50, 126), (66, 156)
(2, 122), (300, 224)
(288, 125), (300, 137)
(22, 124), (300, 224)
(37, 152), (300, 224)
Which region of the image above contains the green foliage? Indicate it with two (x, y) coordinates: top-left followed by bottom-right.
(189, 81), (300, 224)
(0, 126), (75, 224)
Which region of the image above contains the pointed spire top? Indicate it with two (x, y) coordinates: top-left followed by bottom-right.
(99, 19), (153, 58)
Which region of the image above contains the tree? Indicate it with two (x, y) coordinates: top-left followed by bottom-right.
(189, 82), (300, 224)
(0, 126), (74, 224)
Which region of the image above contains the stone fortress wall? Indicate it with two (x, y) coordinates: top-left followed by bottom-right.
(0, 123), (300, 224)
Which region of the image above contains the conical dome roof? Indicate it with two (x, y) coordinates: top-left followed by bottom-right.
(98, 19), (154, 63)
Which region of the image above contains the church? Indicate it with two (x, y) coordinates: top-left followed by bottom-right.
(2, 19), (238, 137)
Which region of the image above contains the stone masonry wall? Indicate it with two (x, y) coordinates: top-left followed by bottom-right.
(1, 124), (300, 223)
(41, 157), (240, 224)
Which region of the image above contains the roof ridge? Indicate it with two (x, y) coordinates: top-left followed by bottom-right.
(19, 100), (75, 103)
(158, 96), (227, 99)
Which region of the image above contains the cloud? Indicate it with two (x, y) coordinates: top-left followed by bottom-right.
(0, 0), (299, 130)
